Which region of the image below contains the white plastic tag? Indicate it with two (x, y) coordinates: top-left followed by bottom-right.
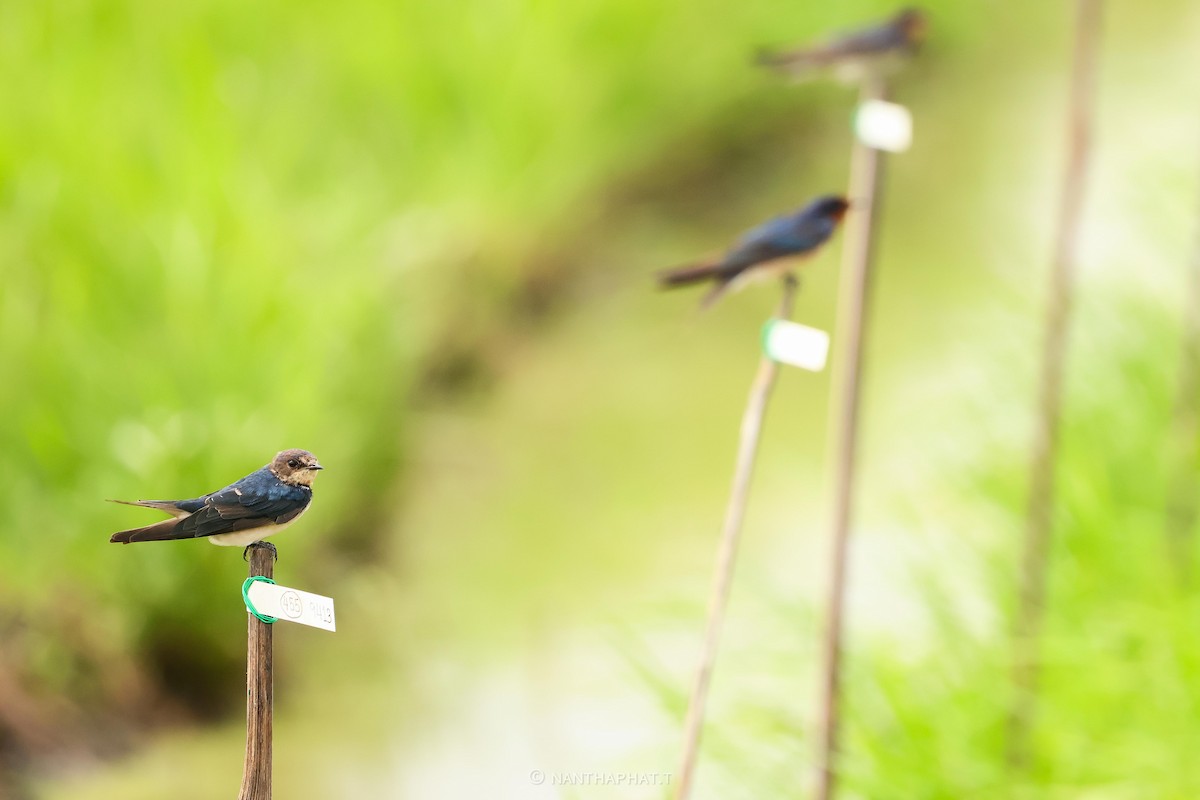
(762, 319), (829, 371)
(855, 100), (912, 152)
(248, 581), (336, 632)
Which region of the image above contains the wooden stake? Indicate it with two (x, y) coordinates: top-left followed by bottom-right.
(813, 71), (888, 800)
(1008, 0), (1103, 770)
(239, 542), (277, 800)
(1165, 140), (1200, 573)
(675, 275), (800, 800)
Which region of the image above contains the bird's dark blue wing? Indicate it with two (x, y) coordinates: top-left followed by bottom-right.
(827, 21), (907, 57)
(170, 469), (311, 539)
(719, 212), (836, 274)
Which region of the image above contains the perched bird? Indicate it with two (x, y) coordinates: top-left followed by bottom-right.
(109, 449), (323, 547)
(757, 7), (927, 82)
(657, 195), (849, 308)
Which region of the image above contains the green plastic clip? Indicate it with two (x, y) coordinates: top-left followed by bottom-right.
(761, 318), (781, 361)
(242, 575), (278, 623)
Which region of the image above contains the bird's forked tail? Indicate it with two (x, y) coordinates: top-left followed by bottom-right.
(656, 262), (722, 288)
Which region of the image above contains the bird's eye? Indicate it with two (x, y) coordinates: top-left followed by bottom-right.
(287, 459), (299, 469)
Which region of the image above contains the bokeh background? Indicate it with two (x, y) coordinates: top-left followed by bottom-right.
(2, 0), (1200, 797)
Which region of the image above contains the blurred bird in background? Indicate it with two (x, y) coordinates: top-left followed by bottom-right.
(757, 7), (927, 82)
(109, 449), (323, 547)
(657, 194), (849, 308)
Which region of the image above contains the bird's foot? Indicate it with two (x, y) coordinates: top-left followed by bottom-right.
(783, 273), (801, 291)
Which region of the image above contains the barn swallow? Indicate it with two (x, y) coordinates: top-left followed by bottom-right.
(757, 7), (927, 81)
(657, 195), (848, 308)
(109, 449), (322, 547)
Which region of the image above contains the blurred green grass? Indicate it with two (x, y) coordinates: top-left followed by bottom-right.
(648, 286), (1200, 798)
(5, 0), (1200, 797)
(0, 0), (959, 766)
(833, 290), (1200, 799)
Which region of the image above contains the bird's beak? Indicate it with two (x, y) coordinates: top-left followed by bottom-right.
(311, 463), (324, 471)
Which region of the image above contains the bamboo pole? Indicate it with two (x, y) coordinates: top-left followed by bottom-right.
(1008, 0), (1103, 770)
(675, 275), (800, 800)
(1164, 141), (1200, 572)
(813, 71), (888, 800)
(239, 542), (277, 800)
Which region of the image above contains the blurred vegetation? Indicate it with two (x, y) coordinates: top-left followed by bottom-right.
(687, 287), (1200, 797)
(3, 0), (1200, 798)
(0, 0), (936, 775)
(847, 290), (1200, 798)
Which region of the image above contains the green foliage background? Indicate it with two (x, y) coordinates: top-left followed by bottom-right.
(1, 0), (1199, 797)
